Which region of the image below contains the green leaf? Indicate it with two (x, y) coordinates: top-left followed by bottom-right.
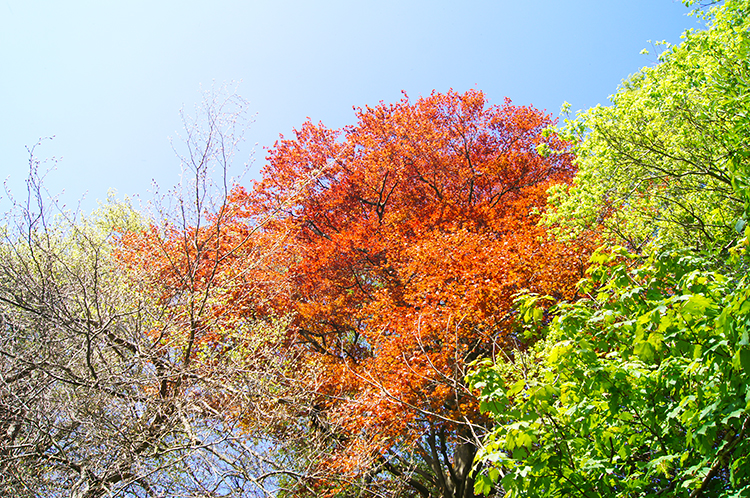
(736, 347), (750, 374)
(634, 341), (656, 361)
(474, 474), (492, 496)
(516, 432), (533, 448)
(507, 379), (525, 397)
(721, 408), (745, 424)
(740, 329), (749, 347)
(682, 294), (712, 316)
(488, 468), (500, 483)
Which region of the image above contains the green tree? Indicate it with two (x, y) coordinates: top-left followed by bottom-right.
(469, 1), (750, 496)
(545, 0), (750, 252)
(469, 245), (750, 497)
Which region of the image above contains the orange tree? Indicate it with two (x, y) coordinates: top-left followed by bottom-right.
(110, 89), (321, 496)
(232, 89), (593, 497)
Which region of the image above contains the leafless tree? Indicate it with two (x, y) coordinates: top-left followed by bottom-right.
(0, 87), (327, 497)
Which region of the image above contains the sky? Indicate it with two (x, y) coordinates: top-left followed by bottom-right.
(1, 0), (702, 215)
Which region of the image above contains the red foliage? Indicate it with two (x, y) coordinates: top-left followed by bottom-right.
(114, 89), (591, 496)
(232, 90), (592, 495)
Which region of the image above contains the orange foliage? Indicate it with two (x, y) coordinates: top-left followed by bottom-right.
(115, 89), (591, 496)
(231, 90), (593, 495)
(113, 200), (290, 395)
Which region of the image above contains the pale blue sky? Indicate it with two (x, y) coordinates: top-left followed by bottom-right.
(1, 0), (699, 213)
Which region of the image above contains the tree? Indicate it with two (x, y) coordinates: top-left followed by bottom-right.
(0, 89), (306, 497)
(234, 89), (591, 497)
(544, 0), (750, 252)
(111, 86), (338, 497)
(470, 245), (750, 497)
(469, 2), (750, 496)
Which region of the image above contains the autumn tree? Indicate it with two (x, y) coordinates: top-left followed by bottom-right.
(234, 89), (591, 497)
(111, 86), (342, 496)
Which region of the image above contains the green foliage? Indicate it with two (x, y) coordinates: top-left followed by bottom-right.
(545, 0), (750, 251)
(469, 247), (750, 497)
(469, 2), (750, 496)
(90, 189), (145, 237)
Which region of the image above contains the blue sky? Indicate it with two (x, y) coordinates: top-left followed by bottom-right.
(1, 0), (700, 214)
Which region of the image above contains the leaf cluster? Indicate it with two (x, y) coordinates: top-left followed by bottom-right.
(238, 89), (592, 497)
(470, 1), (750, 496)
(545, 0), (750, 252)
(471, 247), (750, 497)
